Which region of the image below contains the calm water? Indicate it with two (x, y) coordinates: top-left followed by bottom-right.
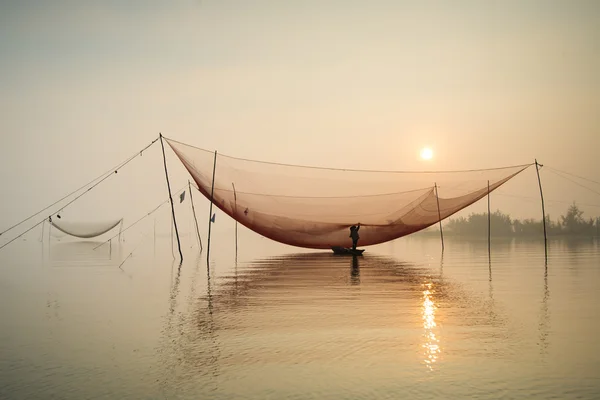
(1, 233), (599, 399)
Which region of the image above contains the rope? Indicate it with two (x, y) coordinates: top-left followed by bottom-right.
(93, 184), (187, 250)
(118, 232), (150, 270)
(211, 185), (435, 199)
(48, 166), (128, 219)
(544, 168), (600, 197)
(2, 167), (147, 252)
(544, 166), (600, 186)
(94, 201), (169, 250)
(0, 219), (46, 251)
(1, 138), (160, 253)
(0, 137), (159, 237)
(164, 137), (534, 174)
(495, 192), (600, 208)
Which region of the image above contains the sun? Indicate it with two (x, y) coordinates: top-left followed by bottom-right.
(420, 147), (433, 160)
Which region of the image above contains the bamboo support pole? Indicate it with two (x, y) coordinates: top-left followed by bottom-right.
(206, 151), (217, 264)
(535, 159), (548, 260)
(488, 180), (491, 259)
(188, 180), (203, 250)
(434, 183), (444, 252)
(232, 182), (238, 261)
(159, 133), (183, 263)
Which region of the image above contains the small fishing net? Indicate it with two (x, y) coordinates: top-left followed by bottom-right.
(50, 218), (123, 239)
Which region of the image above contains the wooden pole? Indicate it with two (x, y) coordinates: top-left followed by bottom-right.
(232, 182), (238, 261)
(206, 151), (217, 264)
(188, 180), (203, 250)
(159, 133), (183, 263)
(434, 183), (444, 252)
(535, 159), (548, 260)
(487, 180), (491, 259)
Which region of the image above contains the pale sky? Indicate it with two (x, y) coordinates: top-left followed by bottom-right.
(1, 0), (599, 229)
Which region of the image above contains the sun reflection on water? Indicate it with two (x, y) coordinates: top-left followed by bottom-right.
(422, 281), (441, 370)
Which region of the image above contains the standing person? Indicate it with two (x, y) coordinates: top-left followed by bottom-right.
(349, 223), (361, 250)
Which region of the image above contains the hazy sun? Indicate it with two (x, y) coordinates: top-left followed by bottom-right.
(420, 147), (433, 160)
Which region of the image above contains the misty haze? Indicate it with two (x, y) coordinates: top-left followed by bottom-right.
(1, 1), (599, 399)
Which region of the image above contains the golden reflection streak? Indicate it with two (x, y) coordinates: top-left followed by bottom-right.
(422, 281), (441, 370)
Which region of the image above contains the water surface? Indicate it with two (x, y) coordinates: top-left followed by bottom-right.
(1, 234), (599, 399)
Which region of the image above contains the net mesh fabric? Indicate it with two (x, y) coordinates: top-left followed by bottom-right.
(51, 219), (122, 239)
(167, 138), (530, 249)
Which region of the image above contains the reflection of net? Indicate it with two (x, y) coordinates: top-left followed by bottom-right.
(167, 138), (531, 249)
(51, 219), (122, 239)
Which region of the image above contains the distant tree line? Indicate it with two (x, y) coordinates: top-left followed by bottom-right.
(442, 203), (600, 237)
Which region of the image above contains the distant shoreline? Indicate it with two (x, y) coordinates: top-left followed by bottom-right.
(414, 203), (599, 239)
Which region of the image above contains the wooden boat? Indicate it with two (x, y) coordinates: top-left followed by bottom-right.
(331, 246), (365, 256)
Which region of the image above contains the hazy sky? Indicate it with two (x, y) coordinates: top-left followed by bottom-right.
(1, 0), (599, 228)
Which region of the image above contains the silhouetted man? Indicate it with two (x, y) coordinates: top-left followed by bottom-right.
(349, 223), (361, 250)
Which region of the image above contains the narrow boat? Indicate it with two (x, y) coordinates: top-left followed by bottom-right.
(331, 246), (365, 256)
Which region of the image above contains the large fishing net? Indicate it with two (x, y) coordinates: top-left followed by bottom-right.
(166, 138), (531, 249)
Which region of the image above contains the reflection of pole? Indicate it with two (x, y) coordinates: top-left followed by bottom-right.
(188, 180), (203, 250)
(48, 217), (52, 259)
(434, 183), (444, 252)
(159, 133), (183, 263)
(232, 182), (238, 261)
(535, 159), (548, 260)
(487, 180), (491, 260)
(206, 151), (217, 264)
(170, 209), (175, 259)
(39, 220), (45, 242)
(539, 262), (550, 355)
(206, 260), (213, 316)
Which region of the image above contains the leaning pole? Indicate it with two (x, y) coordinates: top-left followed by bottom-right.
(160, 133), (183, 263)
